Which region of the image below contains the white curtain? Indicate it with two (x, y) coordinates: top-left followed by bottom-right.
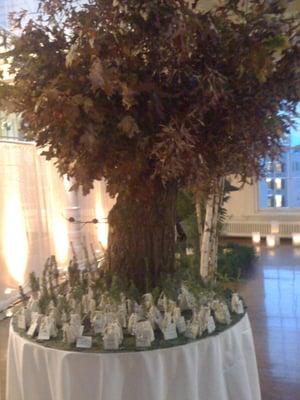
(79, 182), (115, 250)
(0, 142), (113, 311)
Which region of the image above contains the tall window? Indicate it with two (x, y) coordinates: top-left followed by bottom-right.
(0, 1), (38, 30)
(0, 112), (22, 140)
(259, 105), (300, 209)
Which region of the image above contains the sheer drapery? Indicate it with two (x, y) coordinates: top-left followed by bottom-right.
(0, 142), (113, 310)
(79, 182), (115, 250)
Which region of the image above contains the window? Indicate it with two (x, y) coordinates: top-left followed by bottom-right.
(259, 104), (300, 209)
(266, 162), (273, 173)
(0, 112), (22, 140)
(267, 195), (274, 208)
(292, 161), (300, 172)
(275, 194), (283, 208)
(275, 162), (284, 173)
(266, 178), (274, 190)
(274, 178), (285, 190)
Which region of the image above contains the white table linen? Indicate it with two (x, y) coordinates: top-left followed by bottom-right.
(6, 313), (261, 400)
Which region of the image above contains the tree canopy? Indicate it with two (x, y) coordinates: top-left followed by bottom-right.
(0, 0), (299, 197)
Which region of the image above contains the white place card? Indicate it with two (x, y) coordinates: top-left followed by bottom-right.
(207, 316), (216, 334)
(184, 322), (198, 339)
(18, 314), (26, 330)
(237, 301), (244, 315)
(79, 325), (84, 336)
(105, 312), (115, 324)
(37, 325), (50, 341)
(136, 337), (151, 348)
(163, 322), (178, 340)
(76, 336), (92, 349)
(103, 336), (119, 350)
(27, 321), (38, 337)
(176, 316), (187, 333)
(94, 319), (105, 334)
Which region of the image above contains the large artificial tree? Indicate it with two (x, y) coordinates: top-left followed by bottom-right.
(0, 0), (299, 291)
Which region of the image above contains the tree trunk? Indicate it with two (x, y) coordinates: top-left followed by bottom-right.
(209, 178), (225, 274)
(106, 182), (177, 293)
(200, 178), (225, 281)
(195, 190), (203, 263)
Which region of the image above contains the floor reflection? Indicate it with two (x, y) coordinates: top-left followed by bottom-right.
(237, 243), (300, 400)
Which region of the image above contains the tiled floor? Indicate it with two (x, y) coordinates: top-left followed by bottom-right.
(237, 243), (300, 400)
(0, 243), (300, 399)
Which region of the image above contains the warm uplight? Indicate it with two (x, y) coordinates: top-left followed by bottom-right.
(4, 288), (14, 295)
(271, 221), (279, 234)
(52, 215), (69, 265)
(95, 201), (108, 249)
(46, 170), (70, 265)
(3, 188), (28, 285)
(293, 248), (300, 257)
(255, 246), (261, 254)
(266, 234), (276, 248)
(292, 233), (300, 246)
(252, 232), (261, 244)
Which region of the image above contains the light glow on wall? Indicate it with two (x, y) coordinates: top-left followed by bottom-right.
(292, 233), (300, 246)
(266, 234), (278, 248)
(3, 187), (28, 284)
(52, 215), (69, 265)
(95, 201), (108, 249)
(271, 221), (280, 234)
(252, 232), (261, 244)
(45, 164), (70, 266)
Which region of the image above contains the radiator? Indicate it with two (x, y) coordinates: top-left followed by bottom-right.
(223, 222), (300, 238)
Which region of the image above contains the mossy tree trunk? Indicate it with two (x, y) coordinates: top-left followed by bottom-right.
(106, 182), (177, 293)
(200, 178), (225, 281)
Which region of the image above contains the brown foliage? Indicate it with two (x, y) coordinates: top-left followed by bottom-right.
(0, 0), (299, 197)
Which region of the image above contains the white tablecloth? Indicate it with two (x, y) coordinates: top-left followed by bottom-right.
(6, 314), (261, 400)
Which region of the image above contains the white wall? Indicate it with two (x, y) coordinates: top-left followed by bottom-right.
(224, 179), (300, 238)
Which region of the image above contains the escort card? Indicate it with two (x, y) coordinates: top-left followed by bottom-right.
(79, 325), (84, 336)
(37, 325), (50, 341)
(103, 336), (119, 350)
(237, 301), (244, 315)
(105, 312), (115, 325)
(184, 322), (198, 339)
(76, 336), (92, 349)
(27, 321), (38, 337)
(207, 316), (216, 334)
(18, 314), (26, 330)
(163, 322), (178, 340)
(176, 316), (187, 333)
(136, 337), (151, 348)
(94, 318), (105, 334)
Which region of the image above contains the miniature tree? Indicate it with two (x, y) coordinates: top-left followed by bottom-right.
(29, 271), (40, 297)
(0, 0), (299, 290)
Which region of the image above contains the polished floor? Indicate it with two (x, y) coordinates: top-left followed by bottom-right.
(0, 243), (300, 400)
(237, 243), (300, 400)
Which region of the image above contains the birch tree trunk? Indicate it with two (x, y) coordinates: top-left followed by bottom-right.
(200, 178), (225, 281)
(195, 190), (203, 260)
(209, 178), (225, 275)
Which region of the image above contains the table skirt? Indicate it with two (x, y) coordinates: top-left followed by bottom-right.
(6, 313), (261, 400)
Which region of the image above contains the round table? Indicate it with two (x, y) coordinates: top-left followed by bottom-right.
(6, 314), (261, 400)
